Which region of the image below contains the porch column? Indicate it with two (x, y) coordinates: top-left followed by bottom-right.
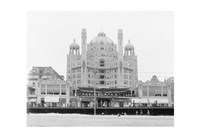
(167, 86), (172, 107)
(45, 83), (47, 95)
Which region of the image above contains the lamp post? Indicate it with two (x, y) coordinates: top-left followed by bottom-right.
(93, 69), (97, 115)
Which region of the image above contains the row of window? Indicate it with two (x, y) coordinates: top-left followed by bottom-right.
(124, 74), (132, 79)
(88, 69), (118, 73)
(88, 44), (116, 52)
(41, 84), (66, 93)
(124, 80), (132, 85)
(73, 80), (81, 85)
(72, 73), (81, 79)
(88, 74), (118, 79)
(41, 92), (66, 95)
(72, 68), (81, 73)
(87, 80), (117, 85)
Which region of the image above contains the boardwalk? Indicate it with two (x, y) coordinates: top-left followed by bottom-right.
(27, 114), (174, 127)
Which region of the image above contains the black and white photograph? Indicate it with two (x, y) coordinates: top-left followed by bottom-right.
(1, 0), (200, 136)
(27, 11), (174, 126)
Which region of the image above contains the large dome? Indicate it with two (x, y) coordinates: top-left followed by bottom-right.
(90, 32), (113, 45)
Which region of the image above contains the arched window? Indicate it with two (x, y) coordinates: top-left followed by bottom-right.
(100, 60), (105, 67)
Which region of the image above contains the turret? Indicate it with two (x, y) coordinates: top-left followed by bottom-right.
(124, 40), (135, 56)
(81, 28), (87, 54)
(81, 28), (87, 86)
(118, 29), (123, 58)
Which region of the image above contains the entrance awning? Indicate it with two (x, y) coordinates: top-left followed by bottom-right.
(149, 98), (168, 104)
(81, 97), (94, 102)
(131, 98), (141, 103)
(131, 98), (148, 103)
(44, 96), (60, 102)
(140, 98), (148, 103)
(28, 98), (37, 102)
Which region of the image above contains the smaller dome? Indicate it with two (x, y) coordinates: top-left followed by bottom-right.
(125, 40), (134, 49)
(70, 39), (80, 48)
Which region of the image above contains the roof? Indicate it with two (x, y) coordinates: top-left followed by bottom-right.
(31, 66), (64, 80)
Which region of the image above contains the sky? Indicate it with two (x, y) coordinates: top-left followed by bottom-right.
(27, 11), (174, 82)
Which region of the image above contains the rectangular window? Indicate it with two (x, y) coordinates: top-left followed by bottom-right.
(61, 85), (66, 94)
(77, 69), (81, 72)
(100, 70), (105, 73)
(124, 75), (128, 79)
(41, 84), (46, 94)
(77, 73), (81, 78)
(100, 81), (105, 85)
(124, 80), (128, 85)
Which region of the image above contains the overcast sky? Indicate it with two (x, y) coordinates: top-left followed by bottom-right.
(27, 11), (173, 82)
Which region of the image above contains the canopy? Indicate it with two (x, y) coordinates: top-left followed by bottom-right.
(131, 98), (141, 103)
(78, 87), (130, 93)
(149, 98), (168, 104)
(44, 96), (60, 102)
(140, 98), (148, 103)
(28, 98), (37, 102)
(131, 98), (148, 103)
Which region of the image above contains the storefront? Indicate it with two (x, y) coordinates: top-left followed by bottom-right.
(113, 98), (130, 107)
(70, 98), (78, 107)
(149, 98), (168, 107)
(27, 98), (37, 107)
(131, 98), (148, 107)
(60, 98), (66, 107)
(44, 96), (60, 107)
(81, 97), (94, 107)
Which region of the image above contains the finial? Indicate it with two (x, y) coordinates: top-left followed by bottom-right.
(74, 38), (75, 42)
(128, 39), (130, 43)
(101, 24), (102, 32)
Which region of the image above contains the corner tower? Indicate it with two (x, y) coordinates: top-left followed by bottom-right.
(118, 29), (124, 87)
(81, 29), (87, 86)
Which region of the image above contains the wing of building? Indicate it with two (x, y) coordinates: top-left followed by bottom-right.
(27, 66), (70, 107)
